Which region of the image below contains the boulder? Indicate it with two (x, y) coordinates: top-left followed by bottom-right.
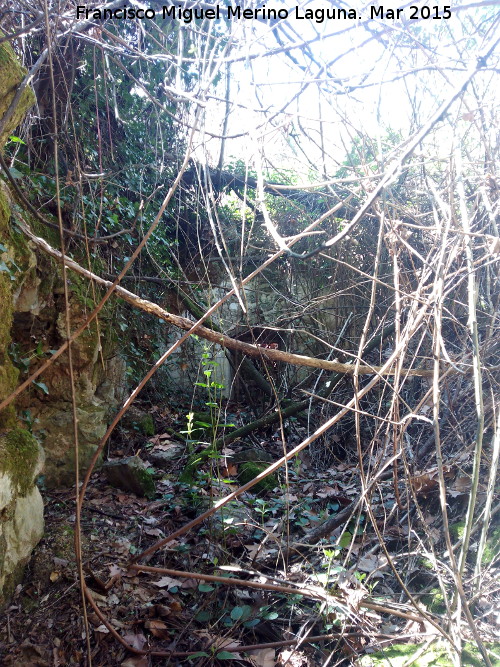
(146, 443), (184, 470)
(103, 456), (156, 498)
(0, 429), (45, 606)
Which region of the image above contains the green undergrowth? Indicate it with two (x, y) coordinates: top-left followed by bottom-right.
(359, 642), (500, 666)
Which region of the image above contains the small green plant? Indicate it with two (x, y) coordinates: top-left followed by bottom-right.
(180, 345), (234, 482)
(9, 342), (50, 394)
(0, 242), (22, 281)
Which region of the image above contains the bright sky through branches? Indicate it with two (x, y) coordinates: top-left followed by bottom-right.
(197, 0), (499, 178)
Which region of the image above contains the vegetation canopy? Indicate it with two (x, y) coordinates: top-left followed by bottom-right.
(0, 1), (499, 665)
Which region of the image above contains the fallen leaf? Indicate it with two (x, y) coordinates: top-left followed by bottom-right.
(194, 630), (241, 650)
(247, 647), (275, 667)
(94, 624), (110, 634)
(109, 563), (124, 577)
(122, 632), (147, 651)
(144, 527), (164, 537)
(145, 619), (170, 639)
(121, 657), (148, 667)
(153, 576), (183, 590)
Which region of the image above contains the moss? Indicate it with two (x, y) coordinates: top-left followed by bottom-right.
(135, 465), (156, 499)
(0, 36), (35, 147)
(139, 413), (155, 436)
(482, 527), (500, 565)
(358, 642), (500, 666)
(0, 266), (13, 351)
(0, 428), (40, 496)
(0, 186), (10, 235)
(450, 521), (465, 541)
(0, 221), (17, 428)
(238, 461), (277, 493)
(422, 587), (446, 614)
(0, 361), (18, 430)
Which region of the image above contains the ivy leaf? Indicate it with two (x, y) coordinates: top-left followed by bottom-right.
(9, 167), (23, 179)
(339, 531), (352, 548)
(198, 583), (214, 592)
(215, 651), (237, 660)
(263, 611), (279, 620)
(230, 606), (243, 621)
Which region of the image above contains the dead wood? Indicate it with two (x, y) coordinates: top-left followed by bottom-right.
(17, 218), (435, 378)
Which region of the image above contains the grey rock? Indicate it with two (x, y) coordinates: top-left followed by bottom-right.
(103, 456), (155, 498)
(146, 444), (184, 470)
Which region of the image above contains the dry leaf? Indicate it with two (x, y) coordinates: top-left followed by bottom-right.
(145, 619), (170, 639)
(486, 235), (500, 255)
(153, 576), (182, 590)
(122, 632), (147, 651)
(121, 657), (148, 667)
(94, 624), (110, 634)
(247, 647), (276, 667)
(194, 630), (241, 650)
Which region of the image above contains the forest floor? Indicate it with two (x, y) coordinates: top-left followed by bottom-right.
(1, 400), (499, 667)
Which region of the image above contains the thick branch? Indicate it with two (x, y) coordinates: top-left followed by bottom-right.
(19, 218), (433, 377)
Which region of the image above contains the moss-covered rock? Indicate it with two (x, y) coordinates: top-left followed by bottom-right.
(238, 461), (277, 493)
(0, 35), (35, 146)
(32, 402), (108, 488)
(0, 430), (44, 607)
(103, 456), (156, 499)
(0, 428), (44, 498)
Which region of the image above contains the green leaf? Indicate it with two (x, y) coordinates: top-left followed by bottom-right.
(230, 606), (243, 621)
(215, 651), (237, 660)
(9, 167), (23, 179)
(339, 531), (352, 549)
(198, 583), (214, 592)
(264, 611), (279, 620)
(33, 381), (49, 395)
(195, 611), (211, 622)
(187, 652), (210, 659)
(8, 135), (25, 144)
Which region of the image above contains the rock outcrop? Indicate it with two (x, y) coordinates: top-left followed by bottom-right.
(0, 36), (127, 605)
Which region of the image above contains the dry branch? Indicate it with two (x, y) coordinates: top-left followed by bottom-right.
(18, 218), (436, 377)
